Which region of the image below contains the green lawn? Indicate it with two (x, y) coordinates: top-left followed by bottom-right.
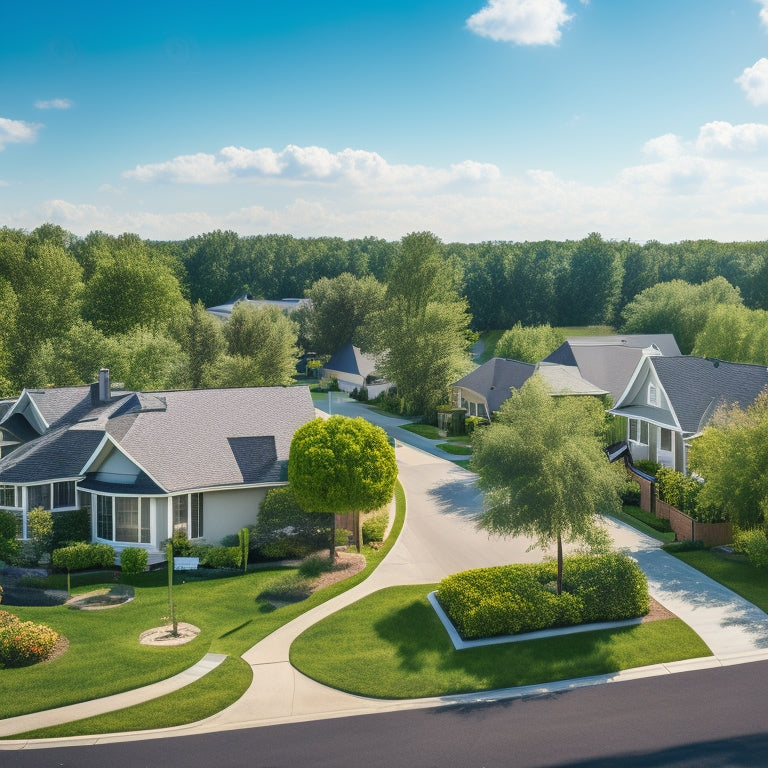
(3, 482), (406, 738)
(437, 442), (472, 456)
(290, 584), (710, 699)
(399, 423), (441, 439)
(672, 549), (768, 612)
(610, 507), (676, 543)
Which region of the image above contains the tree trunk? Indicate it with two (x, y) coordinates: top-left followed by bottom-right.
(330, 514), (336, 562)
(556, 533), (563, 595)
(355, 510), (361, 553)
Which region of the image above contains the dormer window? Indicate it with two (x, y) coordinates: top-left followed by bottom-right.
(648, 384), (659, 407)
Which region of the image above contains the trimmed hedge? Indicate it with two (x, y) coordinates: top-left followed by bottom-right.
(201, 546), (241, 569)
(120, 547), (148, 574)
(52, 509), (91, 549)
(52, 542), (115, 572)
(437, 554), (650, 640)
(0, 613), (60, 668)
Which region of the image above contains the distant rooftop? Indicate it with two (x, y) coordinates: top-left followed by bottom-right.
(207, 296), (310, 319)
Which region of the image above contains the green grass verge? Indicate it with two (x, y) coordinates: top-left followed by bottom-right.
(399, 423), (441, 439)
(0, 481), (406, 737)
(437, 442), (472, 456)
(453, 459), (473, 470)
(672, 549), (768, 612)
(290, 584), (710, 699)
(13, 656), (252, 740)
(610, 507), (676, 543)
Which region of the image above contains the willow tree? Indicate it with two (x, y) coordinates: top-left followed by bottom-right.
(288, 415), (397, 560)
(471, 376), (622, 593)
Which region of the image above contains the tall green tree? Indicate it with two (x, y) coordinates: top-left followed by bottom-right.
(288, 415), (397, 560)
(692, 305), (768, 366)
(185, 300), (227, 388)
(301, 272), (386, 356)
(621, 277), (743, 354)
(471, 376), (621, 593)
(363, 232), (474, 417)
(82, 242), (188, 336)
(688, 392), (768, 529)
(221, 303), (298, 386)
(494, 323), (565, 363)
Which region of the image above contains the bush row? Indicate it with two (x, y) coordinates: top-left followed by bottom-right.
(437, 554), (650, 641)
(51, 542), (115, 572)
(0, 612), (60, 668)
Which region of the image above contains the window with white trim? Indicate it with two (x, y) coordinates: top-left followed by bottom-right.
(0, 484), (16, 508)
(648, 384), (659, 407)
(27, 483), (51, 511)
(53, 481), (76, 509)
(97, 495), (151, 543)
(173, 493), (203, 539)
(660, 428), (672, 452)
(97, 495), (112, 540)
(628, 419), (638, 442)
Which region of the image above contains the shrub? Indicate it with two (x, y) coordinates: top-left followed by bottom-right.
(201, 546), (241, 569)
(168, 529), (196, 557)
(733, 528), (768, 567)
(622, 504), (673, 533)
(254, 487), (333, 559)
(362, 512), (388, 544)
(28, 507), (53, 563)
(0, 510), (19, 564)
(464, 416), (489, 435)
(0, 609), (18, 627)
(633, 460), (661, 477)
(437, 554), (649, 640)
(0, 618), (59, 668)
(52, 542), (116, 572)
(52, 509), (91, 549)
(656, 467), (701, 513)
(120, 547), (148, 575)
(621, 480), (641, 506)
(662, 539), (706, 553)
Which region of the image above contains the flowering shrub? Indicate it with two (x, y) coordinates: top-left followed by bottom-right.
(0, 616), (60, 667)
(437, 554), (649, 640)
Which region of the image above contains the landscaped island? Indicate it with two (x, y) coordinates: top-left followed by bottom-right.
(436, 553), (650, 641)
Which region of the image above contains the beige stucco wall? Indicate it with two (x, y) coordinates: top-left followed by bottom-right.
(201, 486), (271, 544)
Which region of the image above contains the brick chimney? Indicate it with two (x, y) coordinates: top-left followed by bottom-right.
(98, 368), (111, 403)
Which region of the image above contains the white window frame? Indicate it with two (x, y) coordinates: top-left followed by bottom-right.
(171, 493), (204, 539)
(95, 494), (152, 544)
(648, 383), (659, 407)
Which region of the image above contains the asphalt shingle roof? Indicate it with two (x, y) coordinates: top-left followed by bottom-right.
(323, 343), (378, 379)
(454, 358), (536, 415)
(651, 357), (768, 434)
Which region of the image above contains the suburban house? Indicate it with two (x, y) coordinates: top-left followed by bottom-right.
(0, 370), (315, 563)
(318, 343), (390, 398)
(206, 295), (310, 320)
(609, 355), (768, 473)
(541, 334), (681, 402)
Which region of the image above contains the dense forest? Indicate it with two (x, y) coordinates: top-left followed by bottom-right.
(1, 224), (768, 399)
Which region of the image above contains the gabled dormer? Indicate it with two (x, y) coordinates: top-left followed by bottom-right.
(0, 390), (49, 437)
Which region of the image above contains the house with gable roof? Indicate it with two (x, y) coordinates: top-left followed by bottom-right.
(318, 343), (391, 398)
(609, 356), (768, 473)
(0, 369), (315, 563)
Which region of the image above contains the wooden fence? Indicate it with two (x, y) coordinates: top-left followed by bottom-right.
(626, 465), (732, 547)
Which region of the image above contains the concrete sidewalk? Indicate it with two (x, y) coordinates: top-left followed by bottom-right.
(3, 440), (768, 748)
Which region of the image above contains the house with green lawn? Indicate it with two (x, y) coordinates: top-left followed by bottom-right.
(0, 370), (315, 564)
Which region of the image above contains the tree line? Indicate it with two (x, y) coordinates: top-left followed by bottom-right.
(3, 223), (768, 404)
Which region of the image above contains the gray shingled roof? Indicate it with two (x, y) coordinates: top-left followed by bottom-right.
(323, 343), (378, 379)
(651, 357), (768, 434)
(104, 386), (315, 492)
(453, 358), (536, 415)
(0, 384), (315, 492)
(207, 297), (309, 319)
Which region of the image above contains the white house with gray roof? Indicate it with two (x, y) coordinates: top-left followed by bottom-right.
(609, 356), (768, 473)
(0, 370), (315, 563)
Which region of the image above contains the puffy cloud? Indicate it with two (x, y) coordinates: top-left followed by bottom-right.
(124, 144), (503, 188)
(758, 1), (768, 29)
(695, 120), (768, 153)
(0, 117), (42, 150)
(34, 98), (73, 110)
(466, 0), (573, 45)
(736, 58), (768, 105)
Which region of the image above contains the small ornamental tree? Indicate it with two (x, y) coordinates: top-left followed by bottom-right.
(27, 507), (53, 564)
(288, 416), (398, 560)
(0, 510), (19, 565)
(472, 376), (622, 594)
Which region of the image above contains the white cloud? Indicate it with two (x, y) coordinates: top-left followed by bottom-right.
(736, 58), (768, 105)
(34, 98), (73, 110)
(9, 121), (768, 244)
(757, 1), (768, 29)
(0, 117), (42, 150)
(124, 144), (502, 188)
(466, 0), (573, 45)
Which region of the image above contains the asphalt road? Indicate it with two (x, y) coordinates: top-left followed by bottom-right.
(5, 660), (768, 767)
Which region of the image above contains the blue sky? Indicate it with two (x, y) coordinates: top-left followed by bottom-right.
(3, 0), (768, 243)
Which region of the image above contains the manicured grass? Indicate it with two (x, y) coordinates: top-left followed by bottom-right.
(437, 442), (472, 456)
(476, 330), (505, 363)
(290, 585), (710, 699)
(610, 507), (676, 543)
(14, 656), (253, 740)
(672, 549), (768, 612)
(400, 423), (442, 439)
(0, 481), (406, 736)
(453, 459), (473, 470)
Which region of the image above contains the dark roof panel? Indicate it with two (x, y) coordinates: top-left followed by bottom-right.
(454, 358), (536, 415)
